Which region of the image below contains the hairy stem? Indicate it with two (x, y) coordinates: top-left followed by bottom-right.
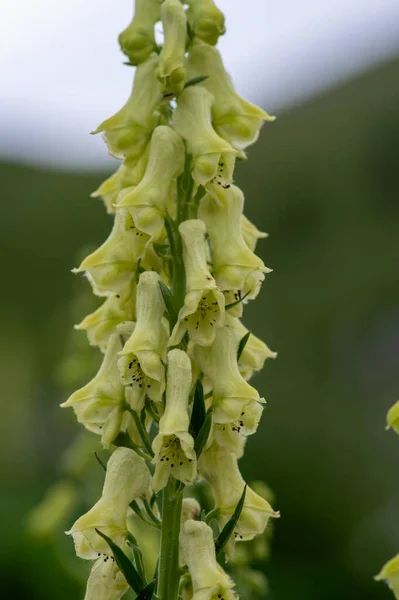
(157, 478), (184, 600)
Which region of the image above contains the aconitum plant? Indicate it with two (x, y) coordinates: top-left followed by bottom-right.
(61, 1), (280, 598)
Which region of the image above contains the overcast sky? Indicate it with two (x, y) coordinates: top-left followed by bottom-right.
(1, 0), (398, 168)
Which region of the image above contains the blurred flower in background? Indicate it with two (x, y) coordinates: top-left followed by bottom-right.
(1, 0), (399, 598)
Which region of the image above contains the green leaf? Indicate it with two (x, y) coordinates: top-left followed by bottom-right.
(94, 452), (107, 472)
(136, 579), (157, 600)
(214, 485), (247, 557)
(95, 529), (144, 593)
(225, 290), (251, 311)
(113, 432), (136, 451)
(158, 281), (178, 325)
(194, 409), (212, 459)
(153, 243), (171, 260)
(190, 379), (206, 438)
(237, 331), (251, 361)
(184, 75), (209, 89)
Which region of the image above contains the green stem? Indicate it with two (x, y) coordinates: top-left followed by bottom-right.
(157, 478), (184, 600)
(129, 409), (154, 457)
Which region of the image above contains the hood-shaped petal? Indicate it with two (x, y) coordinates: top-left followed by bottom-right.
(186, 0), (225, 46)
(118, 0), (161, 65)
(157, 0), (187, 94)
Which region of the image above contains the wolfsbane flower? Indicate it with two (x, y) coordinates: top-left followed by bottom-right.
(186, 0), (226, 46)
(152, 349), (196, 492)
(181, 519), (237, 600)
(118, 271), (168, 410)
(387, 400), (399, 434)
(375, 555), (399, 600)
(118, 0), (161, 65)
(170, 219), (225, 346)
(157, 0), (187, 95)
(84, 558), (128, 600)
(66, 447), (150, 559)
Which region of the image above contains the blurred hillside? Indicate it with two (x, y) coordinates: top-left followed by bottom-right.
(1, 59), (399, 599)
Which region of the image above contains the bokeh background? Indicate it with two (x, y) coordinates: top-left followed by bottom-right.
(1, 1), (399, 598)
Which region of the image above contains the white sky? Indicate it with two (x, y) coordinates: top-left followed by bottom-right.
(1, 0), (398, 168)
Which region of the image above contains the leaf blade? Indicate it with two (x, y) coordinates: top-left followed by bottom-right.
(190, 379), (206, 438)
(194, 409), (212, 459)
(215, 485), (247, 557)
(237, 331), (251, 361)
(95, 529), (144, 593)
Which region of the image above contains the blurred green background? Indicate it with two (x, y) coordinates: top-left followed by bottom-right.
(1, 58), (399, 599)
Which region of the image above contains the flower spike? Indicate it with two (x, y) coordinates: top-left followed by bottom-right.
(170, 219), (225, 346)
(152, 349), (196, 492)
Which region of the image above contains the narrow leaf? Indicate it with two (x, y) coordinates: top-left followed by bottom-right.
(153, 243), (171, 260)
(184, 75), (209, 89)
(215, 485), (247, 556)
(194, 409), (212, 459)
(136, 579), (157, 600)
(225, 290), (251, 311)
(190, 379), (206, 438)
(158, 281), (178, 325)
(237, 331), (251, 361)
(94, 452), (107, 472)
(95, 529), (144, 593)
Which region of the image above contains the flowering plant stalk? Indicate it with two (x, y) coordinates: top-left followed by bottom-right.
(60, 1), (279, 598)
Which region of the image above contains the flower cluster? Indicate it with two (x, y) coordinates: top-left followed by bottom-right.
(60, 1), (279, 598)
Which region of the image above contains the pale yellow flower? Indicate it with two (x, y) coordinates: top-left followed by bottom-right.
(172, 86), (236, 188)
(93, 56), (162, 160)
(118, 271), (168, 410)
(375, 555), (399, 599)
(199, 443), (279, 557)
(170, 219), (225, 346)
(84, 558), (128, 600)
(194, 326), (265, 453)
(187, 42), (274, 151)
(186, 0), (226, 46)
(387, 400), (399, 434)
(241, 214), (268, 252)
(152, 349), (196, 492)
(118, 0), (161, 65)
(117, 125), (185, 237)
(67, 448), (150, 559)
(199, 185), (270, 305)
(181, 519), (237, 600)
(157, 0), (187, 95)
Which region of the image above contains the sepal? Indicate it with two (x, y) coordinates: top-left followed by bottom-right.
(118, 0), (161, 65)
(157, 0), (187, 94)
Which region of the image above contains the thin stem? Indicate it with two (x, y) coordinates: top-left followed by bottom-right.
(157, 477), (184, 600)
(129, 408), (155, 457)
(130, 500), (161, 530)
(143, 496), (161, 526)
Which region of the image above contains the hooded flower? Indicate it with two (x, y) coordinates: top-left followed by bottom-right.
(157, 0), (187, 95)
(93, 55), (162, 160)
(152, 349), (196, 492)
(117, 125), (185, 236)
(75, 281), (136, 351)
(194, 325), (264, 453)
(375, 555), (399, 599)
(170, 219), (225, 346)
(187, 42), (274, 151)
(118, 0), (161, 65)
(61, 330), (133, 446)
(67, 447), (150, 559)
(199, 185), (270, 306)
(181, 519), (237, 600)
(186, 0), (226, 46)
(241, 214), (268, 252)
(84, 558), (128, 600)
(118, 271), (168, 410)
(387, 400), (399, 434)
(172, 86), (236, 189)
(226, 314), (277, 381)
(199, 443), (279, 557)
(73, 211), (151, 296)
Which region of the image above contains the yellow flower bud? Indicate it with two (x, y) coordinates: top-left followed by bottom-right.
(66, 447), (150, 559)
(157, 0), (187, 94)
(199, 185), (270, 303)
(172, 86), (236, 188)
(118, 0), (161, 65)
(241, 214), (268, 252)
(61, 332), (130, 446)
(93, 56), (162, 160)
(186, 0), (226, 46)
(170, 220), (225, 346)
(194, 326), (264, 453)
(181, 519), (236, 599)
(118, 271), (168, 409)
(73, 211), (151, 296)
(226, 314), (277, 381)
(387, 400), (399, 434)
(199, 443), (279, 557)
(75, 282), (136, 351)
(152, 349), (196, 492)
(187, 42), (274, 150)
(91, 149), (150, 214)
(84, 558), (128, 600)
(117, 125), (185, 236)
(182, 498), (201, 524)
(375, 555), (399, 599)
